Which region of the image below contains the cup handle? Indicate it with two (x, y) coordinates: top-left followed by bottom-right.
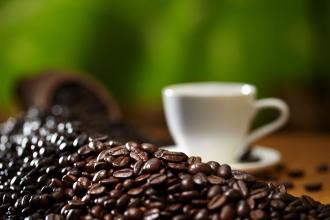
(245, 98), (289, 146)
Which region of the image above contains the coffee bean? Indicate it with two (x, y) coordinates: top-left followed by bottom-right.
(73, 134), (88, 148)
(90, 205), (105, 218)
(278, 180), (294, 189)
(127, 187), (144, 196)
(316, 163), (329, 173)
(77, 177), (90, 189)
(68, 200), (85, 208)
(88, 185), (106, 195)
(181, 177), (195, 191)
(133, 160), (144, 175)
(112, 156), (130, 168)
(130, 151), (149, 162)
(161, 151), (187, 162)
(140, 143), (157, 154)
(304, 182), (322, 192)
(224, 189), (242, 202)
(219, 205), (235, 220)
(117, 194), (130, 208)
(167, 162), (187, 171)
(142, 158), (162, 173)
(194, 208), (208, 220)
(109, 146), (129, 156)
(113, 168), (134, 179)
(46, 213), (64, 220)
(288, 169), (304, 178)
(232, 170), (255, 182)
(237, 200), (250, 217)
(62, 175), (77, 185)
(78, 145), (93, 156)
(207, 185), (222, 198)
(92, 169), (107, 182)
(188, 163), (212, 175)
(187, 156), (202, 165)
(124, 207), (143, 219)
(148, 173), (167, 185)
(207, 175), (225, 185)
(250, 209), (267, 220)
(207, 161), (220, 173)
(270, 199), (286, 210)
(193, 173), (208, 186)
(233, 180), (248, 197)
(217, 164), (231, 179)
(208, 194), (226, 210)
(181, 191), (200, 200)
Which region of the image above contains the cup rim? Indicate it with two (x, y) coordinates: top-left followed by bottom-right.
(162, 82), (256, 97)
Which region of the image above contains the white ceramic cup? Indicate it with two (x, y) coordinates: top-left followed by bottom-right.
(162, 82), (289, 163)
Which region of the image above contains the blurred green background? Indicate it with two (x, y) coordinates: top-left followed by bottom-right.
(0, 0), (329, 131)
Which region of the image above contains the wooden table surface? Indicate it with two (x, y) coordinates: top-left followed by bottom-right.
(255, 132), (330, 204)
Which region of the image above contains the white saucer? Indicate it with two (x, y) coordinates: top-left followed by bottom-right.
(161, 145), (281, 173)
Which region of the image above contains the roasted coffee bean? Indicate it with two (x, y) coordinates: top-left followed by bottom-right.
(112, 156), (130, 168)
(161, 151), (187, 162)
(141, 143), (158, 154)
(142, 158), (162, 173)
(148, 173), (167, 185)
(113, 168), (134, 178)
(93, 161), (108, 170)
(194, 208), (208, 220)
(250, 209), (267, 220)
(100, 177), (119, 186)
(109, 146), (129, 156)
(270, 199), (286, 210)
(90, 205), (105, 218)
(130, 151), (149, 162)
(127, 187), (144, 196)
(68, 200), (85, 208)
(167, 162), (187, 171)
(73, 134), (88, 148)
(188, 163), (212, 175)
(78, 145), (93, 156)
(237, 200), (250, 217)
(62, 174), (77, 185)
(187, 156), (202, 165)
(233, 180), (248, 197)
(224, 189), (242, 202)
(316, 163), (329, 173)
(288, 169), (304, 178)
(304, 182), (322, 192)
(88, 185), (106, 195)
(232, 170), (255, 182)
(133, 160), (144, 175)
(207, 175), (225, 185)
(207, 194), (226, 210)
(207, 185), (222, 198)
(217, 164), (232, 179)
(181, 177), (195, 191)
(77, 177), (90, 189)
(124, 207), (143, 219)
(278, 180), (294, 189)
(117, 194), (130, 208)
(220, 205), (235, 220)
(46, 213), (64, 220)
(92, 169), (107, 182)
(181, 191), (200, 200)
(193, 173), (208, 186)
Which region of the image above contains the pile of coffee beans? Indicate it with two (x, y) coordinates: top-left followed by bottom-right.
(0, 107), (330, 220)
